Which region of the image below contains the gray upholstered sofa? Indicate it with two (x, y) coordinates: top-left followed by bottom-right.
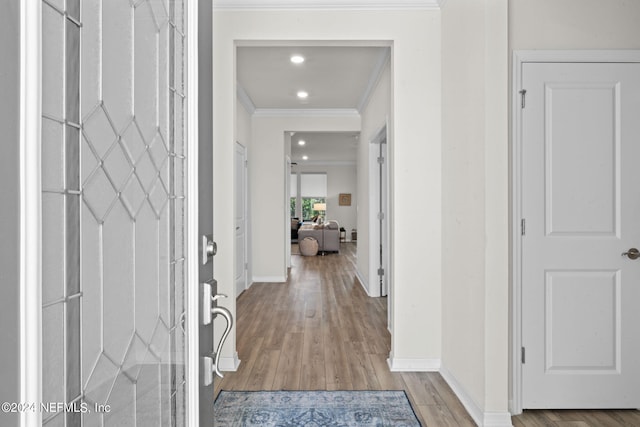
(297, 220), (340, 253)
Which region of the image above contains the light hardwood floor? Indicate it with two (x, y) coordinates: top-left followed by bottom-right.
(214, 243), (640, 427)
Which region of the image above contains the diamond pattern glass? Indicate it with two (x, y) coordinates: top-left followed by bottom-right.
(41, 0), (187, 425)
(42, 118), (64, 192)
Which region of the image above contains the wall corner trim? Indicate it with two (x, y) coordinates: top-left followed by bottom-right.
(440, 365), (513, 427)
(237, 83), (257, 115)
(357, 48), (391, 113)
(483, 412), (515, 427)
(218, 353), (242, 372)
(354, 268), (370, 296)
(387, 358), (441, 372)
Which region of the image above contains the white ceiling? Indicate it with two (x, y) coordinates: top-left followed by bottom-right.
(237, 46), (388, 162)
(290, 131), (360, 164)
(237, 46), (388, 111)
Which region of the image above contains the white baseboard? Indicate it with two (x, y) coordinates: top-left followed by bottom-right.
(218, 352), (241, 372)
(252, 275), (287, 283)
(440, 365), (513, 427)
(483, 412), (514, 427)
(354, 269), (370, 295)
(387, 357), (441, 372)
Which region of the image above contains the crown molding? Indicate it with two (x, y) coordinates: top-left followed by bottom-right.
(253, 108), (360, 118)
(214, 0), (443, 11)
(293, 160), (356, 167)
(236, 83), (256, 114)
(357, 48), (390, 113)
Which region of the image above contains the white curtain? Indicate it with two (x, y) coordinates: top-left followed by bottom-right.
(301, 173), (327, 197)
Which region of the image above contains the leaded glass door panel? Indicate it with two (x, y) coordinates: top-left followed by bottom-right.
(41, 0), (188, 425)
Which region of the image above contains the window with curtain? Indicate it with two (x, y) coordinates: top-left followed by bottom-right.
(300, 173), (327, 220)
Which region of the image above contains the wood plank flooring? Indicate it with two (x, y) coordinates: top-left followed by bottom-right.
(513, 410), (640, 427)
(213, 243), (640, 427)
(213, 243), (475, 426)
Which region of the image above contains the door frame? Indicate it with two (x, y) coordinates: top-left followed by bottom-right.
(235, 141), (249, 295)
(286, 155), (292, 269)
(18, 1), (201, 426)
(19, 1), (42, 425)
(511, 49), (640, 415)
(368, 122), (391, 300)
(186, 0), (201, 425)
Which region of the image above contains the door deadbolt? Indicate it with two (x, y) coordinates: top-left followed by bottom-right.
(202, 234), (216, 265)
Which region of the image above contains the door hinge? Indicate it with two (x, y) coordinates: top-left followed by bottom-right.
(377, 268), (385, 276)
(245, 159), (248, 167)
(519, 89), (527, 109)
(245, 262), (248, 270)
(521, 347), (526, 364)
(521, 218), (526, 236)
(378, 212), (385, 220)
(377, 156), (384, 164)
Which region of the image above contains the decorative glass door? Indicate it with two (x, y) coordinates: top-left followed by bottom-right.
(41, 0), (188, 425)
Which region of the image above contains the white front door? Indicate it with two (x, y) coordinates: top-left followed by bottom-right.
(235, 142), (248, 297)
(521, 62), (640, 408)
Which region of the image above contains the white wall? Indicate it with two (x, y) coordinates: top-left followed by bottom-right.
(213, 9), (442, 367)
(442, 0), (486, 409)
(441, 0), (509, 423)
(358, 60), (390, 294)
(291, 164), (357, 239)
(510, 0), (640, 50)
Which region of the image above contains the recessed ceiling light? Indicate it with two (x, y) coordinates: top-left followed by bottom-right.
(302, 155), (308, 160)
(290, 55), (305, 64)
(298, 140), (306, 146)
(297, 91), (309, 99)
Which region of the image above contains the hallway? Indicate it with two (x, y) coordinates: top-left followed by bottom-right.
(214, 243), (476, 426)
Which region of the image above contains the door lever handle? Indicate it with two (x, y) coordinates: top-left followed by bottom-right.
(622, 248), (640, 260)
(212, 306), (233, 378)
(212, 293), (227, 302)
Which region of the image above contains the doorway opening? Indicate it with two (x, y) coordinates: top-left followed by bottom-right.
(234, 40), (393, 370)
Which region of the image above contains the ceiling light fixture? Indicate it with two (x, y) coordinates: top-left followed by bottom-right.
(298, 140), (306, 146)
(302, 155), (308, 160)
(290, 55), (305, 64)
(297, 91), (309, 99)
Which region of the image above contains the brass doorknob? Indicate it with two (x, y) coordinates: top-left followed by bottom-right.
(622, 248), (640, 260)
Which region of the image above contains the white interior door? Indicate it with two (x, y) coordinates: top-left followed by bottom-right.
(235, 142), (248, 297)
(521, 62), (640, 408)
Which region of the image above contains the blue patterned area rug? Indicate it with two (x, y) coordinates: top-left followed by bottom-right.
(213, 390), (422, 426)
